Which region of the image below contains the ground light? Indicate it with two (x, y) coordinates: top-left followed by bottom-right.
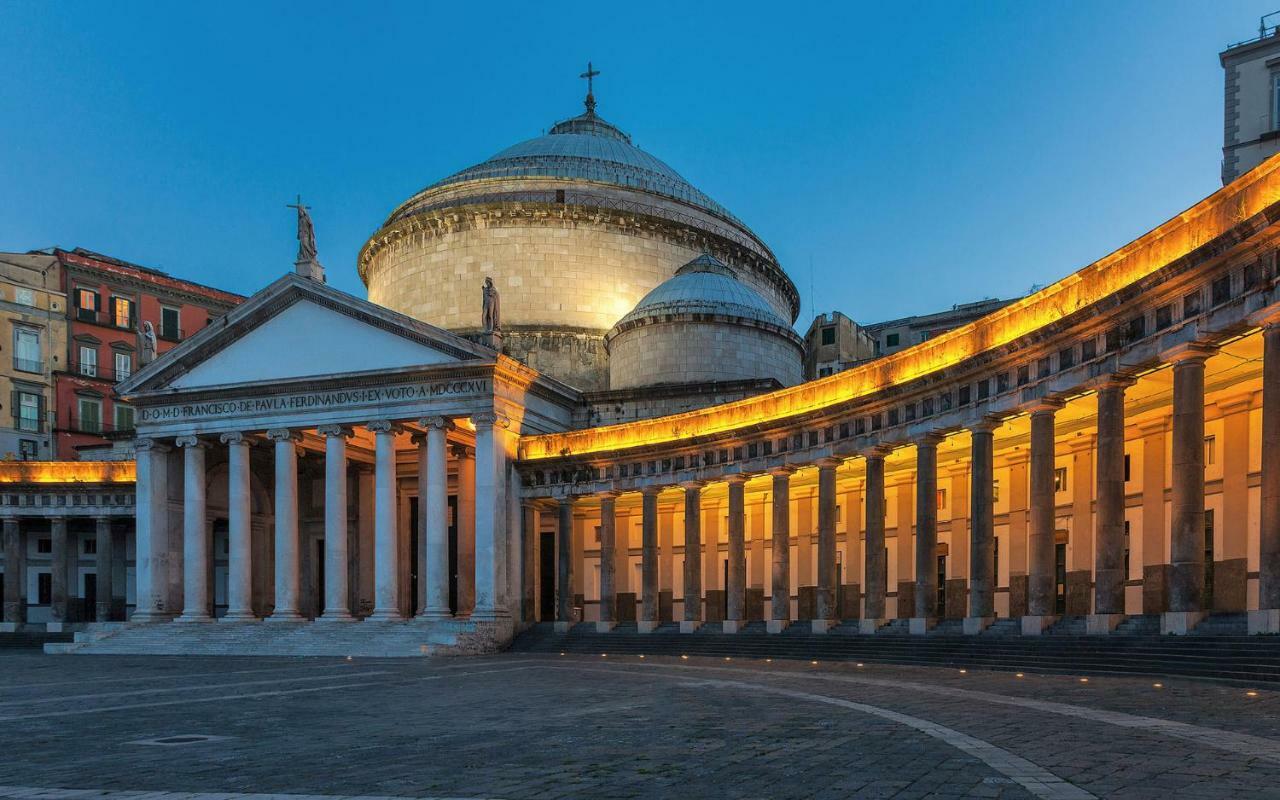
(1248, 690), (1259, 697)
(856, 663), (864, 668)
(959, 669), (967, 674)
(1153, 683), (1163, 688)
(681, 655), (688, 660)
(1016, 673), (1025, 678)
(1079, 678), (1089, 683)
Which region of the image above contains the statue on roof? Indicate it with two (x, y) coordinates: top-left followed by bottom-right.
(287, 195), (325, 283)
(139, 321), (157, 366)
(482, 277), (501, 333)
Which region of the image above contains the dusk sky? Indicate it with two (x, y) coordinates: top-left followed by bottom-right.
(2, 1), (1276, 327)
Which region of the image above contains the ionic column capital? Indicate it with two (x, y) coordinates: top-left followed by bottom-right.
(471, 411), (509, 430)
(219, 432), (251, 447)
(418, 416), (454, 432)
(366, 420), (402, 435)
(174, 435), (205, 449)
(449, 443), (474, 460)
(266, 428), (303, 443)
(317, 424), (354, 439)
(133, 437), (170, 453)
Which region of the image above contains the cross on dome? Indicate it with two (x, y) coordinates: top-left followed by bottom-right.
(580, 61), (600, 114)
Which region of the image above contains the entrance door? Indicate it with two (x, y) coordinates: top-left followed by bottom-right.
(1204, 509), (1216, 611)
(448, 494), (459, 615)
(409, 497), (420, 616)
(84, 573), (97, 622)
(1054, 542), (1066, 615)
(539, 531), (556, 621)
(723, 558), (729, 619)
(315, 540), (325, 618)
(936, 555), (946, 618)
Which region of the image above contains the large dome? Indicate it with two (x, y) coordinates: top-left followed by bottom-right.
(360, 97), (800, 392)
(613, 253), (794, 330)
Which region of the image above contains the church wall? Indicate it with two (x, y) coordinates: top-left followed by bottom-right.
(608, 321), (803, 390)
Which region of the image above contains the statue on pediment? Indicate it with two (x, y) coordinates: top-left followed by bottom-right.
(482, 277), (501, 333)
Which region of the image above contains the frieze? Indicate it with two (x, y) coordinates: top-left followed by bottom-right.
(138, 379), (491, 424)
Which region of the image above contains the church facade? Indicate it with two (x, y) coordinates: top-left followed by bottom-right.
(8, 76), (1280, 655)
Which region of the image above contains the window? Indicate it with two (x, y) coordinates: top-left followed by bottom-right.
(78, 345), (98, 377)
(114, 404), (135, 432)
(992, 480), (1000, 504)
(885, 333), (899, 348)
(1212, 276), (1232, 306)
(114, 351), (132, 382)
(1184, 290), (1202, 318)
(1054, 467), (1068, 493)
(15, 391), (41, 433)
(111, 296), (135, 329)
(996, 372), (1010, 393)
(38, 573), (51, 605)
(818, 366), (832, 377)
(14, 288), (33, 306)
(1037, 357), (1051, 378)
(159, 306), (181, 341)
(18, 439), (36, 461)
(1155, 304), (1173, 331)
(821, 327), (835, 345)
(37, 537), (51, 554)
(76, 288), (100, 322)
(1058, 347), (1075, 371)
(1125, 316), (1145, 343)
(1124, 454), (1131, 482)
(83, 538), (97, 555)
(12, 327), (40, 373)
(1081, 338), (1097, 361)
(936, 488), (947, 510)
(958, 385), (971, 406)
(1204, 435), (1216, 466)
(77, 397), (102, 434)
(994, 537), (1000, 588)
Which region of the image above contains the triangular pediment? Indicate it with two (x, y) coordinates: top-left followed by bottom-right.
(119, 273), (494, 395)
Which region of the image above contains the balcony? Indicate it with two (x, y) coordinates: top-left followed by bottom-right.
(67, 360), (132, 383)
(63, 416), (133, 437)
(12, 357), (43, 374)
(13, 414), (45, 434)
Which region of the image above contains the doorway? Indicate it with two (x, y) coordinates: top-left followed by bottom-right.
(936, 554), (947, 618)
(448, 494), (459, 615)
(539, 531), (555, 621)
(1204, 509), (1216, 610)
(409, 497), (420, 616)
(84, 573), (97, 622)
(723, 558), (730, 618)
(1054, 542), (1066, 615)
(315, 539), (325, 617)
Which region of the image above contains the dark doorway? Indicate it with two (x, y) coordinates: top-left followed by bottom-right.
(315, 539), (325, 617)
(84, 573), (97, 622)
(448, 494), (459, 615)
(1054, 542), (1067, 615)
(539, 530), (556, 620)
(1204, 509), (1216, 610)
(409, 497), (420, 616)
(722, 558), (729, 618)
(936, 554), (946, 618)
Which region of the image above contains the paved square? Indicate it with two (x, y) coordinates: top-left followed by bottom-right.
(0, 652), (1278, 798)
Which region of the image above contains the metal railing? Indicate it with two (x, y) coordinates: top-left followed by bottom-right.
(63, 416), (132, 436)
(12, 357), (43, 374)
(66, 360), (132, 383)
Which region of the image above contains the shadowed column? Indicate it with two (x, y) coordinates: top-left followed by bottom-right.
(966, 419), (997, 634)
(221, 432), (256, 621)
(680, 482), (703, 632)
(1091, 377), (1133, 633)
(1165, 344), (1215, 634)
(912, 434), (942, 634)
(639, 487), (660, 632)
(597, 491), (618, 632)
(1257, 321), (1280, 633)
(368, 420), (403, 621)
(861, 448), (889, 633)
(318, 425), (355, 622)
(724, 475), (747, 633)
(555, 497), (575, 631)
(768, 467), (794, 633)
(815, 458), (840, 633)
(1024, 400), (1062, 634)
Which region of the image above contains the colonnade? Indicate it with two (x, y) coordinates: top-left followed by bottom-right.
(1, 515), (125, 628)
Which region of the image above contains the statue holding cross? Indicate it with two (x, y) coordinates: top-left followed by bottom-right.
(580, 61), (600, 114)
(287, 195), (326, 283)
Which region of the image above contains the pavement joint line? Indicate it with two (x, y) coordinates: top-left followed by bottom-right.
(0, 662), (365, 693)
(534, 663), (1095, 800)
(0, 671), (393, 708)
(0, 793), (503, 800)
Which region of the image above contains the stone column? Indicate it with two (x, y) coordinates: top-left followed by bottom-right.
(1257, 320), (1280, 633)
(1138, 419), (1168, 615)
(555, 497), (575, 631)
(266, 429), (303, 621)
(1218, 395), (1252, 613)
(597, 491), (618, 632)
(862, 448), (889, 633)
(1091, 378), (1132, 633)
(724, 475), (748, 633)
(48, 516), (67, 630)
(454, 445), (476, 616)
(417, 418), (451, 620)
(174, 436), (211, 623)
(1025, 400), (1063, 634)
(472, 412), (509, 622)
(946, 462), (970, 621)
(680, 482), (703, 633)
(966, 420), (997, 634)
(639, 486), (660, 632)
(132, 438), (172, 622)
(1, 518), (22, 630)
(893, 472), (914, 620)
(220, 433), (255, 621)
(768, 467), (794, 633)
(1066, 437), (1094, 617)
(522, 503), (538, 622)
(366, 420), (402, 621)
(1164, 344), (1215, 634)
(815, 458), (840, 633)
(315, 425), (355, 622)
(94, 517), (112, 622)
(842, 481), (863, 621)
(912, 434), (942, 634)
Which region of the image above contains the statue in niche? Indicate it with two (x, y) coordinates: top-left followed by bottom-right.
(139, 321), (157, 365)
(482, 276), (501, 333)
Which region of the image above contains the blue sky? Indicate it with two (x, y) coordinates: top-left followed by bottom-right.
(0, 1), (1274, 327)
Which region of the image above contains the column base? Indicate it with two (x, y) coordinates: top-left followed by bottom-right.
(596, 620), (617, 633)
(722, 619), (744, 634)
(1248, 609), (1280, 635)
(1020, 615), (1056, 636)
(173, 613), (214, 624)
(679, 620), (702, 634)
(365, 608), (405, 622)
(1161, 610), (1206, 635)
(220, 612), (260, 623)
(128, 611), (174, 624)
(637, 620), (659, 634)
(553, 620), (573, 633)
(963, 616), (994, 635)
(266, 610), (307, 623)
(766, 619), (790, 634)
(316, 611), (358, 623)
(420, 608), (453, 621)
(45, 621), (65, 633)
(1086, 613), (1125, 635)
(859, 618), (888, 635)
(909, 617), (936, 636)
(0, 622), (17, 633)
(812, 618), (837, 634)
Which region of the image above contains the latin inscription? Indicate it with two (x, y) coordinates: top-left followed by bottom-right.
(138, 380), (489, 423)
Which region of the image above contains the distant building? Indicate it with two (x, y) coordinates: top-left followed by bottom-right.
(51, 248), (243, 459)
(0, 253), (66, 460)
(865, 298), (1013, 358)
(802, 312), (876, 379)
(1221, 19), (1280, 183)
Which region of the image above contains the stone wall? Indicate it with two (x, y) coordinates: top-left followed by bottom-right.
(608, 320), (803, 390)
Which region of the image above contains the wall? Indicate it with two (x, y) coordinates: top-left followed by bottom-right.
(608, 320), (803, 390)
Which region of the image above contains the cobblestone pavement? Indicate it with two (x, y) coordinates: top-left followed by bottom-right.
(0, 652), (1279, 799)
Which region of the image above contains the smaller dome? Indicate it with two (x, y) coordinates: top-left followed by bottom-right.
(611, 253), (791, 332)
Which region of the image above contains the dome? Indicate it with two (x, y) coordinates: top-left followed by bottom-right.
(386, 111), (746, 231)
(611, 253), (793, 332)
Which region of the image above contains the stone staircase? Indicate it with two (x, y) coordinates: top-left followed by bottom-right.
(510, 615), (1280, 685)
(46, 617), (515, 658)
(0, 628), (73, 649)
